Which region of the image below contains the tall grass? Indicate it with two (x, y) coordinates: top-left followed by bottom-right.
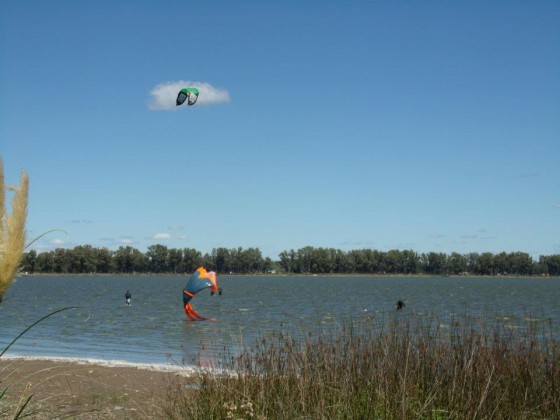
(164, 313), (559, 419)
(0, 159), (28, 303)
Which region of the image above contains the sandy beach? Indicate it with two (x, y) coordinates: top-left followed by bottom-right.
(0, 358), (191, 419)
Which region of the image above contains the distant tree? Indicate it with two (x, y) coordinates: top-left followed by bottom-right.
(539, 255), (560, 276)
(421, 252), (447, 275)
(36, 251), (54, 273)
(167, 248), (184, 273)
(229, 247), (244, 273)
(348, 250), (367, 273)
(262, 256), (274, 273)
(131, 248), (147, 272)
(478, 253), (495, 275)
(296, 247), (316, 273)
(465, 252), (480, 274)
(53, 248), (70, 273)
(278, 249), (297, 273)
(242, 248), (265, 273)
(70, 245), (97, 273)
(361, 249), (383, 273)
(146, 244), (168, 273)
(95, 248), (113, 273)
(310, 247), (334, 273)
(19, 250), (37, 273)
(446, 252), (467, 275)
(493, 252), (510, 275)
(334, 249), (353, 273)
(402, 250), (420, 274)
(19, 244), (559, 277)
(114, 246), (137, 273)
(387, 249), (415, 274)
(212, 247), (231, 273)
(199, 253), (214, 270)
(183, 248), (202, 273)
(508, 252), (534, 275)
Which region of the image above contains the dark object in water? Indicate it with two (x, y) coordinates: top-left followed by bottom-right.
(395, 300), (405, 310)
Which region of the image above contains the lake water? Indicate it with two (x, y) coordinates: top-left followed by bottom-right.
(0, 275), (558, 368)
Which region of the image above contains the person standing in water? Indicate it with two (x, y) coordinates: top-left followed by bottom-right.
(125, 290), (131, 306)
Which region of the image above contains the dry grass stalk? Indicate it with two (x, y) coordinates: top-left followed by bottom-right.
(0, 159), (29, 302)
(162, 314), (560, 419)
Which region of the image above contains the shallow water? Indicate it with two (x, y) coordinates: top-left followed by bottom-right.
(0, 275), (558, 367)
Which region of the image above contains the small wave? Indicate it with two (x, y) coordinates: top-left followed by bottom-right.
(1, 354), (195, 375)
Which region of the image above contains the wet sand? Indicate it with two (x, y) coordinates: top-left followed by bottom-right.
(0, 358), (192, 419)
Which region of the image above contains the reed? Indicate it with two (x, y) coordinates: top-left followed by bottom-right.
(0, 159), (28, 303)
(163, 313), (559, 419)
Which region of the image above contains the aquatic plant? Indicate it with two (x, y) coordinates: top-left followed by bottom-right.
(163, 313), (560, 419)
(0, 159), (28, 303)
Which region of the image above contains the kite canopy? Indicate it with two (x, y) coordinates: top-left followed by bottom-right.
(183, 267), (218, 321)
(176, 87), (199, 106)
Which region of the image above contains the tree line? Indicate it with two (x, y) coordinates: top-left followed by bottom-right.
(278, 247), (560, 276)
(20, 245), (274, 275)
(18, 245), (560, 276)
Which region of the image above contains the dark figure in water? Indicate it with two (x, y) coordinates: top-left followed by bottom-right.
(395, 300), (405, 310)
(125, 290), (131, 306)
(218, 287), (222, 296)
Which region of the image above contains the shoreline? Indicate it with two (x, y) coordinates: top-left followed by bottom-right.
(18, 272), (560, 278)
(0, 357), (194, 418)
(0, 354), (195, 375)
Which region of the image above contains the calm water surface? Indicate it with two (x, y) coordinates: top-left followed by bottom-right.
(0, 275), (558, 367)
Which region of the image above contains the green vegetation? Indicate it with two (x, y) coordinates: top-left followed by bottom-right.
(163, 314), (560, 419)
(20, 244), (560, 276)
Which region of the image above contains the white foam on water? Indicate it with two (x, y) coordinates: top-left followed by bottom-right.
(0, 354), (196, 375)
(0, 354), (235, 377)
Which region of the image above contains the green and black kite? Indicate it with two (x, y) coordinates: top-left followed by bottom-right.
(176, 88), (199, 106)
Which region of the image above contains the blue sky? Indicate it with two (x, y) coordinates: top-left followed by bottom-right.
(2, 1), (559, 259)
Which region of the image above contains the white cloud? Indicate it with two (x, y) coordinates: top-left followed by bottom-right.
(153, 233), (172, 240)
(151, 232), (188, 242)
(30, 237), (69, 252)
(148, 80), (230, 110)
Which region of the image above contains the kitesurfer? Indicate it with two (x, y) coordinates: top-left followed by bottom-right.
(395, 300), (405, 310)
(183, 267), (219, 321)
(125, 290), (131, 306)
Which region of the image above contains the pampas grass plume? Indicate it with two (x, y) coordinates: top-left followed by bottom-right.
(0, 159), (29, 302)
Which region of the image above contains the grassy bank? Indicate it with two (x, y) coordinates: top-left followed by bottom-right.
(164, 313), (559, 419)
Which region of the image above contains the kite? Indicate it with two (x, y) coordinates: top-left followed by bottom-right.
(183, 267), (218, 321)
(176, 87), (199, 106)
